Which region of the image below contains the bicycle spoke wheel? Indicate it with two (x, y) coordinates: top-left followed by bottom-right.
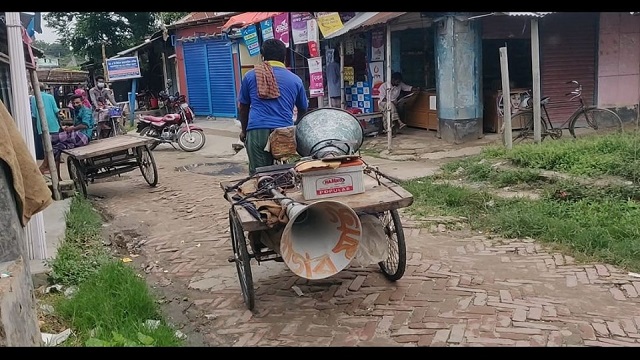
(502, 111), (549, 145)
(569, 107), (623, 139)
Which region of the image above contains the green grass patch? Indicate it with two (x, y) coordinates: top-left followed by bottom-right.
(480, 132), (640, 182)
(47, 196), (111, 286)
(440, 156), (542, 188)
(404, 177), (640, 271)
(54, 261), (182, 347)
(44, 196), (182, 347)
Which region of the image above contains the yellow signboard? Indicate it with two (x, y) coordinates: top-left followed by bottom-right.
(317, 12), (344, 38)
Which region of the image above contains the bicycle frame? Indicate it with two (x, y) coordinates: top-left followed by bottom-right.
(530, 81), (589, 132)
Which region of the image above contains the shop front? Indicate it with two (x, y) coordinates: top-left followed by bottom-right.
(479, 12), (599, 132)
(171, 13), (239, 118)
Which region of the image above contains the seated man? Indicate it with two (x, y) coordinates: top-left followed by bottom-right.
(377, 72), (419, 134)
(94, 96), (112, 138)
(51, 94), (94, 181)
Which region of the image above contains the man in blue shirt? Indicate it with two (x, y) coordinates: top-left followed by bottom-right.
(238, 38), (309, 175)
(30, 83), (61, 173)
(49, 94), (93, 181)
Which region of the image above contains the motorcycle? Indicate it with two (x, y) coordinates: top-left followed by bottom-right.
(136, 112), (206, 152)
(158, 80), (195, 123)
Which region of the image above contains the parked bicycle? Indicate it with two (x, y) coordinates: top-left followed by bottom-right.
(501, 80), (623, 144)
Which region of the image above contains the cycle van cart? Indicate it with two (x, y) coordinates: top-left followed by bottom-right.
(62, 134), (159, 198)
(220, 165), (414, 311)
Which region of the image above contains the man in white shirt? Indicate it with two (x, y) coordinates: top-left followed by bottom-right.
(378, 72), (418, 133)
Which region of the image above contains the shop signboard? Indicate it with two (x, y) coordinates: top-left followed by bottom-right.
(273, 13), (290, 47)
(371, 30), (385, 62)
(106, 56), (141, 81)
(242, 24), (260, 57)
(260, 18), (274, 40)
(291, 12), (313, 45)
(308, 57), (324, 98)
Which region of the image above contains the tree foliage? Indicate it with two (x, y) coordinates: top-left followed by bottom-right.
(43, 12), (187, 63)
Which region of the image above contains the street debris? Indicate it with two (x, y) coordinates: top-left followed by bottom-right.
(291, 285), (304, 297)
(175, 330), (187, 340)
(0, 272), (10, 278)
(629, 272), (640, 278)
(144, 319), (161, 330)
(122, 257), (133, 263)
(44, 284), (63, 294)
(64, 286), (78, 298)
(204, 314), (217, 320)
(42, 329), (72, 346)
(39, 303), (55, 315)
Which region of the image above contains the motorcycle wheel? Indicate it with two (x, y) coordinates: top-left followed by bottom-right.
(139, 126), (160, 151)
(177, 129), (206, 152)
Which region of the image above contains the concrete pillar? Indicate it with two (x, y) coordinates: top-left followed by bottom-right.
(434, 13), (483, 144)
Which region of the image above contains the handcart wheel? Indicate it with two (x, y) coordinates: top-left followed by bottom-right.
(67, 157), (88, 198)
(229, 208), (255, 310)
(137, 146), (158, 187)
(377, 209), (407, 281)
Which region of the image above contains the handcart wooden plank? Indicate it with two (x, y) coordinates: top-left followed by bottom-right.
(62, 134), (155, 160)
(221, 173), (414, 232)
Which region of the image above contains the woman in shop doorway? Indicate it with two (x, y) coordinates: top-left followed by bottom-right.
(325, 50), (341, 108)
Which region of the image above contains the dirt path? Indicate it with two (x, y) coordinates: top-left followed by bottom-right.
(87, 147), (640, 347)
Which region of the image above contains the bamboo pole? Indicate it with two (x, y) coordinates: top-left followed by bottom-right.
(385, 24), (392, 151)
(499, 46), (513, 150)
(29, 69), (61, 201)
(531, 18), (542, 144)
(339, 41), (345, 109)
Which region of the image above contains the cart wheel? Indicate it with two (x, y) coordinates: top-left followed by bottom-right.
(67, 158), (88, 198)
(229, 208), (255, 310)
(136, 146), (158, 187)
(377, 209), (407, 281)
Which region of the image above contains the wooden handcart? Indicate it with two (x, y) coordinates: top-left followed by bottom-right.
(62, 135), (159, 198)
(221, 171), (414, 311)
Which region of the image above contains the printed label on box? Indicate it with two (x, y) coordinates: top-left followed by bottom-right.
(357, 94), (365, 101)
(315, 175), (354, 196)
(363, 87), (370, 94)
(356, 81), (364, 87)
(364, 101), (371, 108)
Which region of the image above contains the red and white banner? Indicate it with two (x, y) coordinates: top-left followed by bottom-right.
(308, 57), (324, 98)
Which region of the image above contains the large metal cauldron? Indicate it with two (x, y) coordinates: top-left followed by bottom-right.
(296, 108), (364, 159)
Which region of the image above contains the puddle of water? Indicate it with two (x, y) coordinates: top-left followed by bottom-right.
(175, 162), (246, 176)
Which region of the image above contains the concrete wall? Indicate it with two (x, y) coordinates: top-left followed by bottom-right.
(0, 161), (42, 346)
(598, 12), (640, 122)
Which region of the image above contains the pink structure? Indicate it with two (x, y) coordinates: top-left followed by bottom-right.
(598, 12), (640, 110)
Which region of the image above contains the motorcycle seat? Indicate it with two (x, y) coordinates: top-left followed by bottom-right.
(141, 115), (166, 122)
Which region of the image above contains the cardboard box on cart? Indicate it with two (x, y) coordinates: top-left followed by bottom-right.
(299, 158), (366, 201)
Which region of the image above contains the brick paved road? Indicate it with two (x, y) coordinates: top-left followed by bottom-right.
(87, 149), (640, 347)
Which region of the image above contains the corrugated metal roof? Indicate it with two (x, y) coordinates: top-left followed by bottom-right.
(222, 12), (284, 31)
(323, 12), (406, 39)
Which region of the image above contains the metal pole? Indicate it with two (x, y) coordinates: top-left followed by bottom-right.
(531, 18), (542, 144)
(499, 46), (512, 150)
(339, 41), (345, 109)
(385, 24), (392, 151)
(6, 12), (47, 260)
(29, 69), (61, 201)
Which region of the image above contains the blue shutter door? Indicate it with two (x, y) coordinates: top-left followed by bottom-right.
(182, 42), (211, 116)
(206, 39), (238, 118)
